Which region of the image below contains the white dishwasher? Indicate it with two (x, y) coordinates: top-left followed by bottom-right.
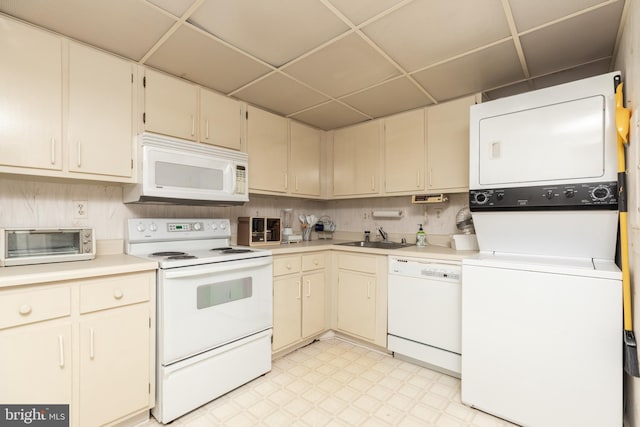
(388, 256), (462, 377)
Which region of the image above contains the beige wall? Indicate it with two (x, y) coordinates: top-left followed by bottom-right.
(615, 0), (640, 425)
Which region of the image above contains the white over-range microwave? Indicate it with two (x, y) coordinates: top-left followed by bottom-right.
(123, 133), (249, 206)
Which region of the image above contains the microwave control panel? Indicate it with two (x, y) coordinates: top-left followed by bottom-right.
(469, 181), (618, 211)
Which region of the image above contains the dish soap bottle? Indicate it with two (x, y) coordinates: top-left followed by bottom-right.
(416, 224), (426, 247)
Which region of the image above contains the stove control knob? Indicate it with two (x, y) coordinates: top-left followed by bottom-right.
(210, 223), (218, 230)
(219, 222), (227, 230)
(136, 223), (146, 232)
(193, 222), (202, 231)
(149, 223), (158, 232)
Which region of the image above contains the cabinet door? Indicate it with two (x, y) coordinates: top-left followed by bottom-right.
(144, 69), (198, 141)
(290, 121), (321, 197)
(0, 323), (72, 404)
(0, 16), (62, 170)
(337, 271), (376, 340)
(79, 304), (150, 426)
(200, 88), (243, 151)
(427, 95), (477, 192)
(333, 121), (380, 196)
(302, 271), (325, 338)
(247, 106), (289, 193)
(384, 109), (426, 194)
(68, 42), (133, 178)
(272, 276), (302, 351)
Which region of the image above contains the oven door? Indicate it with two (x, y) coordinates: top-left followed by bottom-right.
(158, 256), (272, 366)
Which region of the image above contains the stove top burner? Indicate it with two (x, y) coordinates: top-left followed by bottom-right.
(167, 255), (198, 260)
(222, 249), (252, 254)
(211, 247), (232, 251)
(152, 251), (187, 257)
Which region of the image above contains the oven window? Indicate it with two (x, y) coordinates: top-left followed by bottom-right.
(196, 277), (252, 309)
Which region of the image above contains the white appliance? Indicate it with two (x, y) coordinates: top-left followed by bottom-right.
(123, 133), (249, 206)
(388, 257), (462, 377)
(462, 72), (623, 427)
(0, 227), (95, 266)
(126, 218), (272, 424)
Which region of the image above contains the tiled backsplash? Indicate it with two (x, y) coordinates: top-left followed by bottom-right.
(0, 177), (468, 241)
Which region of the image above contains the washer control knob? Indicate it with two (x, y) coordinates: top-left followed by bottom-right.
(592, 186), (610, 200)
(565, 189), (575, 198)
(545, 190), (554, 200)
(474, 192), (489, 205)
(496, 193), (504, 201)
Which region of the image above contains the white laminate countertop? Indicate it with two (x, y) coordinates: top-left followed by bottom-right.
(260, 240), (478, 262)
(0, 254), (158, 288)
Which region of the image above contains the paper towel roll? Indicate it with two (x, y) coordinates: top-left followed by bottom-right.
(372, 210), (402, 218)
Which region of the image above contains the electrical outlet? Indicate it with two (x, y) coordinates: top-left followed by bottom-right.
(434, 208), (442, 219)
(73, 200), (88, 219)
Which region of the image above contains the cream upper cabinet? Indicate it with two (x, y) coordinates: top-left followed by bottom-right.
(333, 121), (381, 197)
(200, 88), (243, 151)
(68, 42), (133, 178)
(426, 94), (479, 192)
(247, 106), (289, 193)
(0, 15), (62, 171)
(290, 121), (322, 197)
(383, 109), (426, 194)
(144, 68), (198, 141)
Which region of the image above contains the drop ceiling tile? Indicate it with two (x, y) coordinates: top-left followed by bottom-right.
(289, 101), (370, 130)
(283, 33), (400, 98)
(362, 0), (511, 72)
(188, 0), (349, 67)
(412, 41), (525, 101)
(0, 0), (176, 61)
(340, 77), (433, 118)
(532, 59), (612, 89)
(328, 0), (406, 25)
(145, 24), (271, 94)
(146, 0), (197, 17)
(508, 0), (611, 32)
(521, 1), (624, 76)
(233, 73), (330, 116)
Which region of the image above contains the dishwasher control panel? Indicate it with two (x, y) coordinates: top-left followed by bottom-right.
(389, 257), (461, 283)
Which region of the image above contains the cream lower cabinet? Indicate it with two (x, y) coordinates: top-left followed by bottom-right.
(272, 252), (327, 353)
(334, 252), (387, 347)
(0, 271), (155, 427)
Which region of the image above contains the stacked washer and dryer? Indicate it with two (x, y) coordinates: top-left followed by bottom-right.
(462, 72), (623, 426)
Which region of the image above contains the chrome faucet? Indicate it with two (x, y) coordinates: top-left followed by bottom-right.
(378, 226), (388, 242)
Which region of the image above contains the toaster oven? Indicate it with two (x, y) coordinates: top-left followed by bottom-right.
(0, 228), (96, 266)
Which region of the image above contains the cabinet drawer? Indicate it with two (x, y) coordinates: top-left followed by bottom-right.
(302, 253), (325, 271)
(338, 254), (378, 273)
(80, 273), (151, 314)
(273, 255), (301, 276)
(0, 286), (71, 329)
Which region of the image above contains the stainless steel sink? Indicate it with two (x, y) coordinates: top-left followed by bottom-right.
(337, 241), (411, 249)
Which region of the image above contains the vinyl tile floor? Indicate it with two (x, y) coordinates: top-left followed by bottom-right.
(143, 338), (517, 426)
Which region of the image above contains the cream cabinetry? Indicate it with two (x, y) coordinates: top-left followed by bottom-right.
(143, 68), (199, 141)
(383, 109), (426, 194)
(0, 15), (135, 182)
(332, 121), (381, 197)
(426, 94), (479, 193)
(334, 252), (387, 347)
(247, 106), (289, 193)
(290, 121), (322, 197)
(68, 42), (134, 178)
(0, 15), (62, 172)
(143, 69), (245, 151)
(272, 252), (327, 353)
(0, 271), (155, 427)
(200, 87), (243, 151)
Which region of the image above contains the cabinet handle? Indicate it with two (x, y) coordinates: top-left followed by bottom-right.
(367, 281), (371, 299)
(51, 137), (55, 164)
(307, 280), (311, 297)
(113, 288), (124, 300)
(90, 328), (95, 360)
(416, 170), (420, 187)
(18, 304), (32, 315)
(295, 176), (299, 191)
(58, 335), (65, 368)
(284, 173), (288, 190)
(313, 259), (319, 265)
(371, 176), (375, 191)
(286, 263), (291, 270)
(191, 115), (195, 136)
(77, 141), (82, 167)
(205, 119), (210, 139)
(297, 281), (301, 300)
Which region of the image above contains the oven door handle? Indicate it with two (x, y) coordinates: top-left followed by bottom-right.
(163, 256), (272, 279)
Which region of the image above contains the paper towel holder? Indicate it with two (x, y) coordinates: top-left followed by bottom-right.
(372, 210), (403, 218)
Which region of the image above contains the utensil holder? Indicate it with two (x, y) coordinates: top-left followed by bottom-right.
(302, 227), (312, 241)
